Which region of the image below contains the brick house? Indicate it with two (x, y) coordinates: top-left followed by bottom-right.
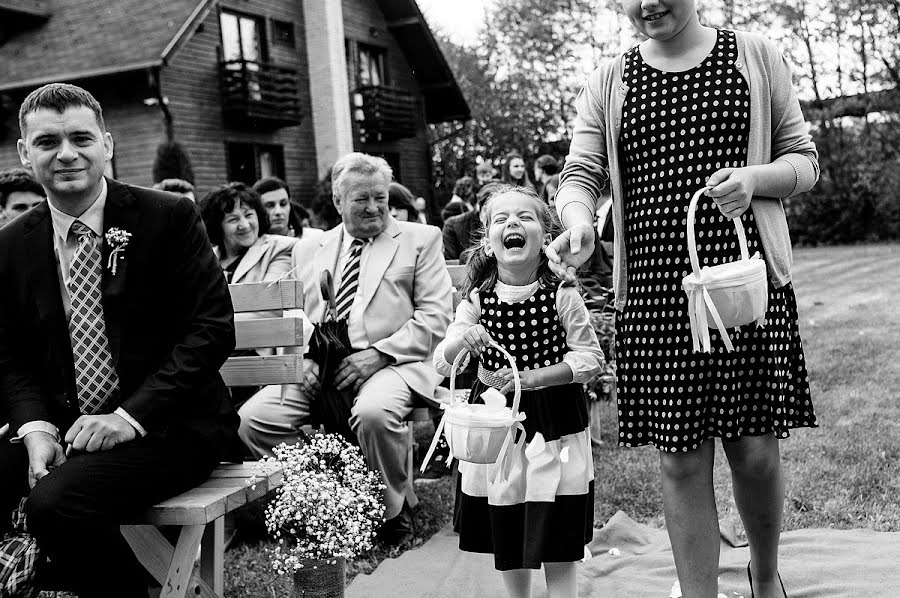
(0, 0), (469, 204)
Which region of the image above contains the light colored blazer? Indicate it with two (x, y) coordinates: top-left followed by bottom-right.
(226, 234), (297, 285)
(300, 218), (453, 401)
(289, 227), (325, 273)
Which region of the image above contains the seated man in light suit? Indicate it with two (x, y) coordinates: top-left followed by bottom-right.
(238, 152), (453, 544)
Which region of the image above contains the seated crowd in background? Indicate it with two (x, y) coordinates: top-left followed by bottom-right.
(237, 152), (454, 545)
(0, 167), (45, 228)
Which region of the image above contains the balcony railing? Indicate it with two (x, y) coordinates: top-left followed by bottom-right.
(352, 85), (418, 143)
(220, 60), (302, 129)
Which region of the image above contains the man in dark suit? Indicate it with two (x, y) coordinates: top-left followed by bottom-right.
(0, 83), (240, 598)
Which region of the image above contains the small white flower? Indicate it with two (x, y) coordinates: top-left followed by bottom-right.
(104, 227), (131, 275)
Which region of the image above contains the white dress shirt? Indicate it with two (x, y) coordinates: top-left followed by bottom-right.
(16, 179), (146, 441)
(334, 225), (375, 350)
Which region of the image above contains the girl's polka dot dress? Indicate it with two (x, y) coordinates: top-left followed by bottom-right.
(616, 30), (817, 452)
(454, 284), (594, 570)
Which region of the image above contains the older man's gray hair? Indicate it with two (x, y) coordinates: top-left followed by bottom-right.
(332, 152), (393, 200)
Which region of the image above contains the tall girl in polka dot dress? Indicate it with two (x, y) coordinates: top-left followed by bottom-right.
(549, 1), (819, 597)
(434, 186), (604, 598)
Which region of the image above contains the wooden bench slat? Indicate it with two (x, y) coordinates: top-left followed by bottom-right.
(229, 280), (303, 312)
(234, 316), (303, 350)
(220, 354), (303, 386)
(135, 464), (283, 526)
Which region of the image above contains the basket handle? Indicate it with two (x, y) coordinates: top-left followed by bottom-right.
(686, 187), (750, 276)
(420, 339), (522, 474)
(449, 340), (522, 414)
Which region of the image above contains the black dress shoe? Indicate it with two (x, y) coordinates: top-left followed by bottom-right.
(376, 501), (415, 546)
(748, 562), (788, 598)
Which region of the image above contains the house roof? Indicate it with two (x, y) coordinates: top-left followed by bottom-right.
(0, 0), (212, 92)
(374, 0), (471, 123)
(0, 0), (470, 124)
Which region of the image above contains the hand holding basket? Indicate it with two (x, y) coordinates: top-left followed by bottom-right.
(682, 188), (768, 352)
(421, 342), (526, 483)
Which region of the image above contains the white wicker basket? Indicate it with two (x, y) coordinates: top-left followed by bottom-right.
(682, 188), (768, 352)
(421, 342), (525, 475)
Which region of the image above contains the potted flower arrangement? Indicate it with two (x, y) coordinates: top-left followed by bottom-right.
(254, 432), (385, 598)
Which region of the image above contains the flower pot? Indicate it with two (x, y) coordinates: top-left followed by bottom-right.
(292, 556), (345, 597)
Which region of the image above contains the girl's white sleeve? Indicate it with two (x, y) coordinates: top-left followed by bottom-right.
(433, 291), (481, 376)
(556, 286), (606, 383)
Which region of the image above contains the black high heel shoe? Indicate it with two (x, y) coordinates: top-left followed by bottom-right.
(747, 562), (788, 598)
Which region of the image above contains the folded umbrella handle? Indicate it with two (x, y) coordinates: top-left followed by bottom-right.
(319, 269), (337, 321)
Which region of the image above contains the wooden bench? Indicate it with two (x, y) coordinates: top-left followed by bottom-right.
(120, 279), (305, 598)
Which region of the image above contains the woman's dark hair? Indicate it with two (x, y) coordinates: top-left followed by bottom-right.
(252, 176), (304, 236)
(388, 182), (419, 221)
(460, 184), (563, 297)
(199, 182), (270, 252)
(500, 151), (532, 188)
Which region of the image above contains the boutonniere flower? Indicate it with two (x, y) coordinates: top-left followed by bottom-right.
(105, 227), (131, 275)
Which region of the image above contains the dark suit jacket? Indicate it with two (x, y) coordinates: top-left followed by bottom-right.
(442, 209), (482, 263)
(0, 178), (242, 461)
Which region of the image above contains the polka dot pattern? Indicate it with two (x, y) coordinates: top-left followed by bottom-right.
(480, 286), (568, 372)
(615, 30), (817, 452)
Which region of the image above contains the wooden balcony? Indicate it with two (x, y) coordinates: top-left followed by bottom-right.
(352, 85), (418, 143)
(220, 60), (302, 129)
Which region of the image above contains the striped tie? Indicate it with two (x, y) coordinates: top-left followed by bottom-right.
(334, 238), (364, 321)
(68, 220), (120, 414)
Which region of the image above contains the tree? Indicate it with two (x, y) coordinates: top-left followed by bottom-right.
(151, 140), (195, 185)
(429, 0), (625, 206)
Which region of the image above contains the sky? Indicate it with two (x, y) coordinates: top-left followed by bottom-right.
(416, 0), (484, 46)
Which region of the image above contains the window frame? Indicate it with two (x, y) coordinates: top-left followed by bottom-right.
(225, 142), (285, 185)
(219, 8), (269, 64)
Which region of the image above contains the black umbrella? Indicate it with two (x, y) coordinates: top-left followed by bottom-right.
(306, 269), (357, 444)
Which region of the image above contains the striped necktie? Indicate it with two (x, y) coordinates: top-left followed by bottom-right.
(68, 220), (120, 414)
(334, 238), (364, 321)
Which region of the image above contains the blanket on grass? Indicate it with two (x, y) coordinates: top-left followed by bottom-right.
(347, 511), (900, 598)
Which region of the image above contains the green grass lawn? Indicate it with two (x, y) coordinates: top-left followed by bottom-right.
(224, 243), (900, 596)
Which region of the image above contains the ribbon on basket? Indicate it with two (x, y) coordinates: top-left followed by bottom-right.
(421, 341), (525, 484)
(682, 188), (768, 353)
(486, 412), (527, 484)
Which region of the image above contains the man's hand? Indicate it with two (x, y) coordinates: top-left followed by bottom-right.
(545, 222), (596, 284)
(334, 349), (389, 393)
(300, 358), (322, 398)
(705, 167), (757, 219)
(22, 431), (66, 488)
(64, 413), (137, 454)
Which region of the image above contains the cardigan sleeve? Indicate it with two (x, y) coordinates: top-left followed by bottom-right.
(765, 38), (820, 196)
(556, 63), (613, 222)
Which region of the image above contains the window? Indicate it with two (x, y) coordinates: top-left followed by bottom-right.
(271, 19), (295, 48)
(221, 11), (267, 101)
(356, 43), (386, 87)
(226, 143), (285, 185)
(220, 11), (266, 63)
